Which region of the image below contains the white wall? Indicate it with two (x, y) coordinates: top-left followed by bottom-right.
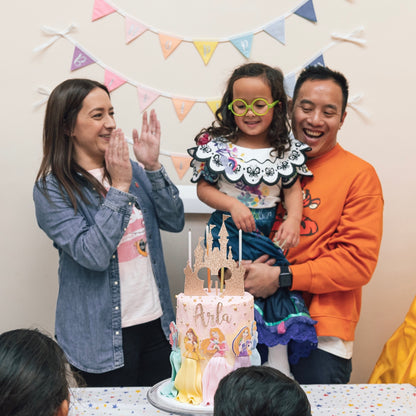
(1, 0), (415, 383)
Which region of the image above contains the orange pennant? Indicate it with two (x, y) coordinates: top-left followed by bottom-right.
(171, 155), (192, 180)
(158, 34), (182, 59)
(172, 98), (195, 122)
(193, 41), (218, 65)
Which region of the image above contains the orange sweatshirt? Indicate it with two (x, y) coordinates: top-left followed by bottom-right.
(274, 143), (384, 341)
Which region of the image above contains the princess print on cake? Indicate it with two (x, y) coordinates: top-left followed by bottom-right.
(232, 326), (252, 369)
(200, 328), (232, 405)
(160, 322), (182, 398)
(174, 328), (203, 405)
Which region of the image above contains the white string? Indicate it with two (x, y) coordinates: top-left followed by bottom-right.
(33, 24), (77, 52)
(331, 26), (366, 46)
(33, 86), (52, 108)
(347, 94), (371, 119)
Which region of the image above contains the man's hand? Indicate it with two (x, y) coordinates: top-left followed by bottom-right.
(243, 255), (280, 298)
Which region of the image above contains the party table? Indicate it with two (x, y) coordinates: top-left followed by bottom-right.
(69, 383), (416, 415)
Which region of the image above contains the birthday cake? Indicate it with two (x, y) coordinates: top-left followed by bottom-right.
(159, 221), (259, 408)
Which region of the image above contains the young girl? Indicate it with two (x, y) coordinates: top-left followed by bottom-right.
(188, 63), (317, 376)
(33, 79), (184, 387)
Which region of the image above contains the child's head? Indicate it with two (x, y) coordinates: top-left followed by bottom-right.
(0, 329), (71, 416)
(213, 366), (311, 416)
(202, 63), (290, 153)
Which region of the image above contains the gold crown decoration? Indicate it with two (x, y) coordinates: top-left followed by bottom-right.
(184, 217), (245, 296)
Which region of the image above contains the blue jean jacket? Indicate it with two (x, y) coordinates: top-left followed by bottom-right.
(33, 162), (184, 373)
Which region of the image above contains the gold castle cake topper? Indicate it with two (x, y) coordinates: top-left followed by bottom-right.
(184, 216), (245, 297)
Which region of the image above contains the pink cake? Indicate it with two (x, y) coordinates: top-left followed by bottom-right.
(160, 220), (259, 408)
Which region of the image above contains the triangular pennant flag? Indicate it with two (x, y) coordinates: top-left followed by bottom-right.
(125, 16), (147, 44)
(158, 34), (182, 59)
(70, 46), (96, 71)
(284, 72), (297, 98)
(206, 100), (221, 115)
(172, 98), (195, 121)
(137, 86), (160, 112)
(307, 53), (325, 68)
(92, 0), (116, 21)
(264, 18), (286, 45)
(104, 69), (126, 92)
(294, 0), (317, 23)
(230, 34), (254, 58)
(171, 155), (192, 180)
(193, 41), (218, 65)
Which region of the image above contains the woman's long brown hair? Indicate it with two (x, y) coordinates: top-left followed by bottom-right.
(35, 79), (113, 212)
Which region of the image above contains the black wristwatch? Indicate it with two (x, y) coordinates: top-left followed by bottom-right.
(279, 265), (293, 288)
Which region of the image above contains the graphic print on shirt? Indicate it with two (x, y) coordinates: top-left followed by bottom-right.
(117, 208), (148, 262)
(271, 183), (320, 241)
(300, 188), (320, 236)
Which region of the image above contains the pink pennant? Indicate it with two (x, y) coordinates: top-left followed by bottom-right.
(125, 16), (147, 44)
(70, 46), (95, 71)
(137, 86), (160, 112)
(171, 155), (192, 180)
(104, 70), (126, 92)
(158, 34), (182, 59)
(172, 98), (195, 122)
(92, 0), (116, 21)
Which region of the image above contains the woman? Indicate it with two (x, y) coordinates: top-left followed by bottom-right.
(33, 79), (184, 386)
(0, 329), (71, 416)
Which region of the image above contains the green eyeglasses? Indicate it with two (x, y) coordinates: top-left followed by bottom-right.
(228, 98), (280, 116)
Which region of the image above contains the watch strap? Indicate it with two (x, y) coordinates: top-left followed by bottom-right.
(279, 265), (293, 289)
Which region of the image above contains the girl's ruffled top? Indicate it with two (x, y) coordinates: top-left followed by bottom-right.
(188, 136), (312, 208)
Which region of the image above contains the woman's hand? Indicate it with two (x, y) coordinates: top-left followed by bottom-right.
(132, 109), (162, 171)
(105, 129), (132, 193)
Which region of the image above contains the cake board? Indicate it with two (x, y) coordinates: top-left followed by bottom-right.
(147, 379), (213, 416)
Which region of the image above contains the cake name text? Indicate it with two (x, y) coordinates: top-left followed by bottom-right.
(193, 302), (231, 327)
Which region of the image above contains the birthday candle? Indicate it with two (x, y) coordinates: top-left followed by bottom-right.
(220, 267), (224, 293)
(188, 228), (192, 266)
(239, 228), (242, 266)
(206, 225), (211, 291)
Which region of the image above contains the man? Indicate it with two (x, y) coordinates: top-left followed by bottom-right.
(244, 66), (384, 384)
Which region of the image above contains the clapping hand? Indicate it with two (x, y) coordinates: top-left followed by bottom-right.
(132, 109), (162, 171)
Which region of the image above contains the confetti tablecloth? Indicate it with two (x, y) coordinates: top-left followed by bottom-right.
(69, 384), (416, 416)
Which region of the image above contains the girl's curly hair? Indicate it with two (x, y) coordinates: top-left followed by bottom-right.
(195, 63), (291, 157)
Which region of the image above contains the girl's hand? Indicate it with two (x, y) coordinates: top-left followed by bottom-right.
(132, 109), (162, 171)
(273, 216), (300, 249)
(229, 200), (256, 233)
(105, 129), (132, 193)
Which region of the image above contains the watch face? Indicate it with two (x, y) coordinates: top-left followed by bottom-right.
(279, 272), (292, 288)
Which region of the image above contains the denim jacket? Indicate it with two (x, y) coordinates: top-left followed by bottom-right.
(33, 162), (184, 373)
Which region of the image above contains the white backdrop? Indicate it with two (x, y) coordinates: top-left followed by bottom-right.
(1, 0), (415, 383)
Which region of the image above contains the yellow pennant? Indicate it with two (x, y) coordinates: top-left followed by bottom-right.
(172, 98), (195, 122)
(171, 155), (192, 180)
(193, 41), (218, 65)
(158, 34), (182, 59)
(206, 100), (221, 115)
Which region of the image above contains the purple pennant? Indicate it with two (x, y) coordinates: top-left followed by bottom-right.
(294, 0), (317, 23)
(70, 46), (95, 71)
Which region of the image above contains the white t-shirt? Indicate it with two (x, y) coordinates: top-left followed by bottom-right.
(89, 168), (162, 328)
(318, 336), (353, 359)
